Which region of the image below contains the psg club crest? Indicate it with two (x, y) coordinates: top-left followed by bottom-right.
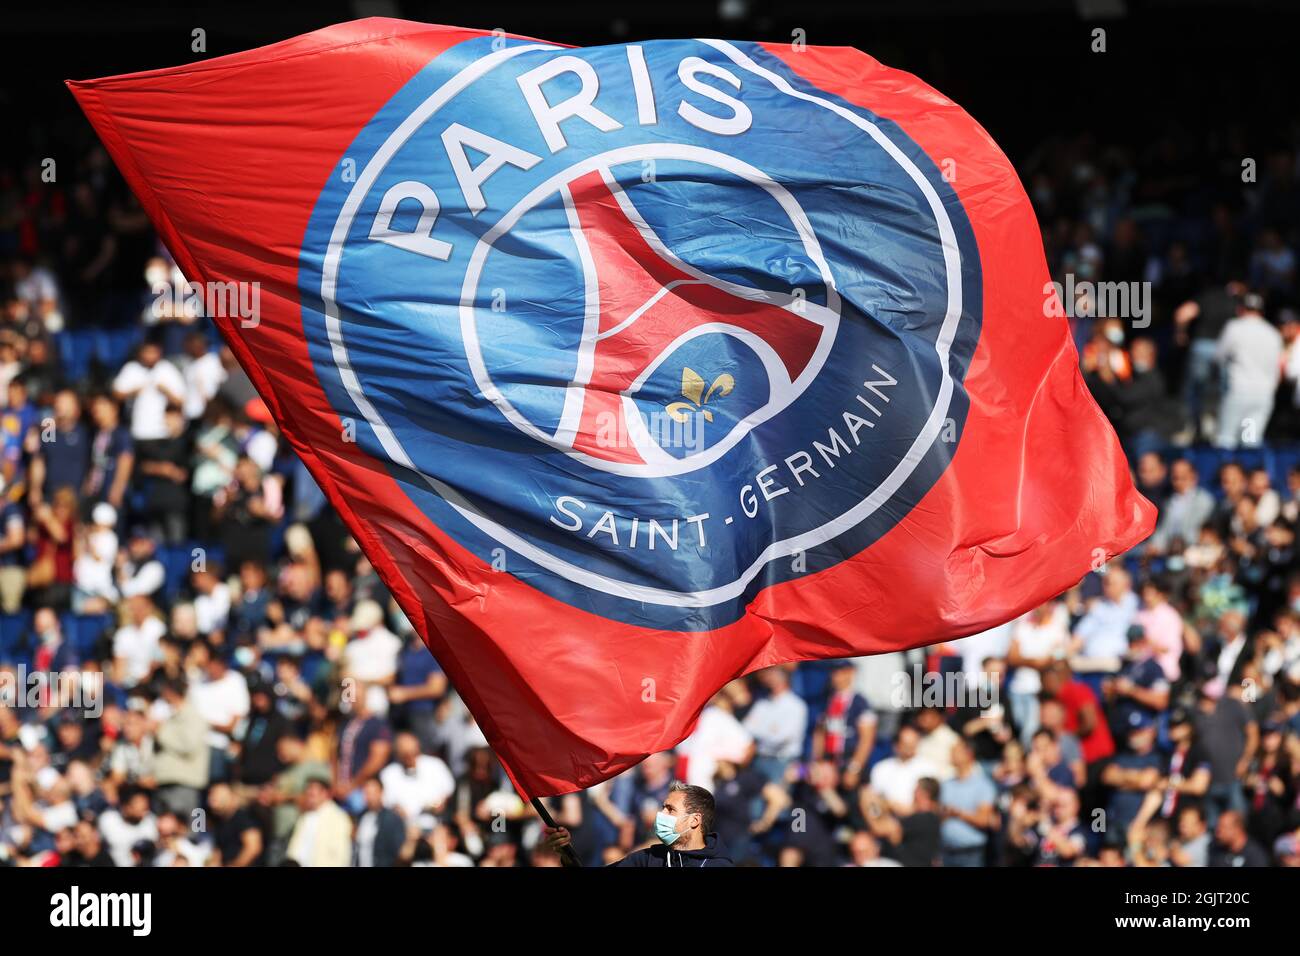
(299, 35), (984, 630)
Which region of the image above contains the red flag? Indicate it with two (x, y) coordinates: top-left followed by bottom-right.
(69, 19), (1154, 797)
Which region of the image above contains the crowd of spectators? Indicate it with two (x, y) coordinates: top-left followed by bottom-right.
(1, 112), (1299, 866)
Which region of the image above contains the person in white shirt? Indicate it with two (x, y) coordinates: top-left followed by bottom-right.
(343, 600), (403, 688)
(1213, 609), (1250, 689)
(742, 666), (808, 783)
(153, 810), (212, 867)
(241, 399), (279, 473)
(181, 330), (226, 421)
(950, 621), (1014, 682)
(73, 502), (119, 611)
(843, 830), (902, 867)
(97, 789), (159, 867)
(113, 595), (167, 688)
(914, 707), (960, 780)
(192, 648), (251, 752)
(190, 567), (231, 635)
(378, 732), (456, 821)
(413, 823), (475, 867)
(1007, 600), (1071, 743)
(1247, 467), (1281, 527)
(12, 257), (62, 330)
(1215, 292), (1283, 448)
(869, 724), (942, 813)
(113, 339), (187, 442)
(288, 776), (353, 867)
(677, 694), (754, 789)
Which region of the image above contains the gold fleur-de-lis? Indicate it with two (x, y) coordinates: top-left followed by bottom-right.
(667, 367), (734, 423)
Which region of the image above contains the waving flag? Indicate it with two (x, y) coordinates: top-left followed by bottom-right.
(69, 19), (1154, 797)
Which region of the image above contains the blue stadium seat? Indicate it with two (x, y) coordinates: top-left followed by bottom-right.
(1226, 446), (1272, 475)
(1187, 445), (1222, 488)
(1184, 444), (1273, 492)
(0, 611), (32, 663)
(95, 327), (143, 373)
(160, 543), (197, 602)
(56, 329), (98, 383)
(1271, 443), (1300, 490)
(70, 613), (115, 659)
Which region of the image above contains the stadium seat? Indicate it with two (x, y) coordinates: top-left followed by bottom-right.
(70, 612), (115, 659)
(0, 611), (32, 663)
(56, 328), (98, 383)
(1271, 443), (1300, 490)
(160, 542), (198, 602)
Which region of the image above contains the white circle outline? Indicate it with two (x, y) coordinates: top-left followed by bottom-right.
(459, 144), (841, 478)
(319, 38), (967, 609)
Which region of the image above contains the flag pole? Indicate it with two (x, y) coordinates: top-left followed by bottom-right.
(530, 796), (583, 868)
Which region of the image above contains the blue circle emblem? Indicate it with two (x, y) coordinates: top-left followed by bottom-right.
(300, 36), (982, 631)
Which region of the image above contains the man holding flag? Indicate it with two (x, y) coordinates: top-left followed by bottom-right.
(542, 781), (735, 867)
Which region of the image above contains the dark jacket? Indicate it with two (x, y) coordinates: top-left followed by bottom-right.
(609, 833), (734, 867)
(359, 807), (406, 868)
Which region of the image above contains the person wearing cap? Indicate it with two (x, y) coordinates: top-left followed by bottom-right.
(1272, 828), (1300, 867)
(116, 526), (164, 600)
(1242, 719), (1292, 844)
(72, 502), (119, 612)
(1102, 714), (1165, 839)
(1215, 290), (1282, 448)
(240, 397), (279, 473)
(233, 677), (293, 792)
(1105, 624), (1170, 736)
(342, 600), (402, 690)
(1158, 708), (1212, 820)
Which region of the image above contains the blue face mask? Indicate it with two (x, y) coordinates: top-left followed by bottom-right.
(654, 811), (682, 846)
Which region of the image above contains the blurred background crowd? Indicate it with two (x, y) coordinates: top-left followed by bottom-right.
(2, 7), (1300, 868)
